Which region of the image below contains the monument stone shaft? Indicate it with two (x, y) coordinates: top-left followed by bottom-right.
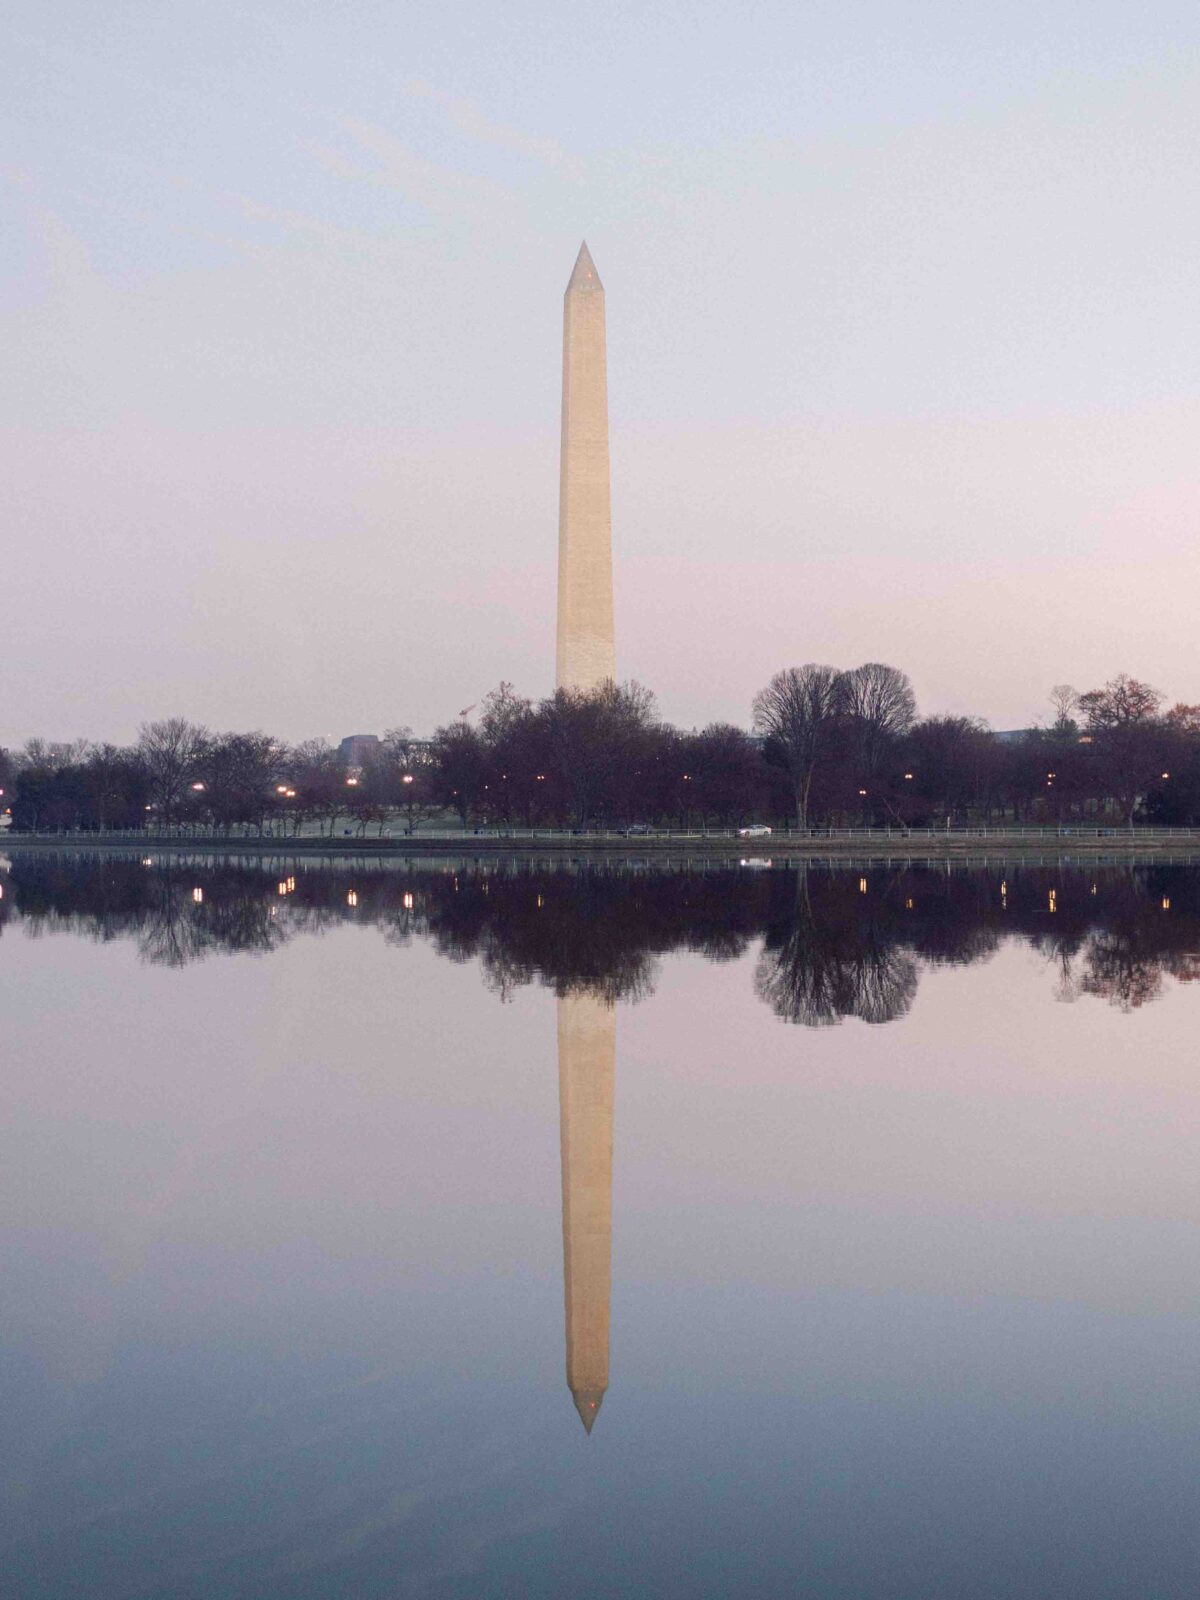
(556, 241), (616, 691)
(557, 991), (615, 1432)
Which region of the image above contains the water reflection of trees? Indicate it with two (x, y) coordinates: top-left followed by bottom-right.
(755, 873), (921, 1025)
(4, 854), (1200, 1020)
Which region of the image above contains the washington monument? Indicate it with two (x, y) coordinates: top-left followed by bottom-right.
(554, 247), (617, 1431)
(556, 242), (615, 691)
(558, 991), (615, 1432)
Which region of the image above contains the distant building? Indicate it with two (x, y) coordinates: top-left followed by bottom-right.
(337, 734), (380, 768)
(405, 738), (436, 767)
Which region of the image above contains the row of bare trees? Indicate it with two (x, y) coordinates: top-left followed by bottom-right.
(2, 722), (431, 836)
(3, 669), (1199, 834)
(434, 668), (1200, 829)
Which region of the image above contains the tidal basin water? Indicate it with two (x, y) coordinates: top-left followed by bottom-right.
(2, 853), (1200, 1599)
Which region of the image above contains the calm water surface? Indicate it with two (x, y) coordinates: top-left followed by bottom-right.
(2, 853), (1199, 1598)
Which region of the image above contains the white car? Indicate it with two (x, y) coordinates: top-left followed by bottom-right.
(738, 824), (772, 838)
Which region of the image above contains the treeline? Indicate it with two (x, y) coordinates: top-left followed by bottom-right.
(3, 667), (1200, 834)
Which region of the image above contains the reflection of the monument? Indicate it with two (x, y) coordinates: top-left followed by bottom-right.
(5, 853), (1200, 1428)
(558, 992), (614, 1432)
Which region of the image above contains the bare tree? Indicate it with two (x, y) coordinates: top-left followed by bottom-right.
(137, 718), (207, 827)
(195, 732), (285, 834)
(540, 680), (660, 827)
(1076, 674), (1166, 824)
(380, 725), (414, 765)
(844, 662), (917, 776)
(287, 738), (348, 836)
(1048, 684), (1079, 732)
(479, 682), (532, 744)
(1077, 674), (1162, 730)
(752, 665), (846, 827)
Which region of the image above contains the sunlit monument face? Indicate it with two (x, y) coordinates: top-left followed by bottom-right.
(556, 242), (616, 692)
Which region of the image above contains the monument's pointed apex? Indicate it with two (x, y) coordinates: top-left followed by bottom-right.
(567, 240), (602, 292)
(572, 1389), (605, 1434)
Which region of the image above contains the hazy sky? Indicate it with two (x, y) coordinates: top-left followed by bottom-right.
(5, 2), (1198, 745)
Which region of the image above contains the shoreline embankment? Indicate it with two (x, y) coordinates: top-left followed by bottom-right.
(4, 830), (1200, 863)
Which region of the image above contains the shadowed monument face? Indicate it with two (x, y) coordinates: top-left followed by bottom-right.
(556, 242), (616, 692)
(557, 990), (616, 1432)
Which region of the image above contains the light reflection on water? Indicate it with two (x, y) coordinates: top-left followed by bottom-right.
(0, 855), (1199, 1598)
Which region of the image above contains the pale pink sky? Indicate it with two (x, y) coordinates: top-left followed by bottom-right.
(4, 2), (1198, 744)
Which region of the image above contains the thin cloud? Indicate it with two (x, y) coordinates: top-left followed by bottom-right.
(319, 117), (514, 217)
(404, 77), (583, 179)
(232, 190), (413, 259)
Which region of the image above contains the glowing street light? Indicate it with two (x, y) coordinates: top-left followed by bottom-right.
(191, 782), (206, 792)
(192, 887), (204, 903)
